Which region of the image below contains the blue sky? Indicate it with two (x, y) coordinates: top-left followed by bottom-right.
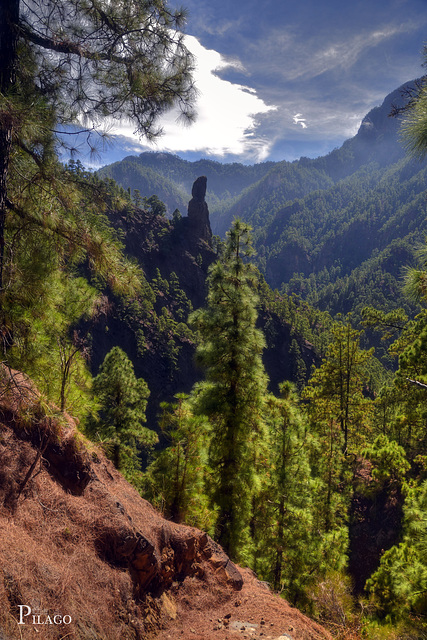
(95, 0), (427, 166)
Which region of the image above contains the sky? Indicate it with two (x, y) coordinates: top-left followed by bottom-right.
(94, 0), (427, 166)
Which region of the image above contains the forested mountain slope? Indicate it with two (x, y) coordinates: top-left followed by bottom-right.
(214, 83), (410, 235)
(98, 82), (426, 325)
(89, 187), (322, 428)
(4, 0), (427, 636)
(98, 153), (275, 216)
(261, 156), (427, 318)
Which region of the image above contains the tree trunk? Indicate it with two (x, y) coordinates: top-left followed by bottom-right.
(273, 495), (285, 591)
(0, 0), (20, 292)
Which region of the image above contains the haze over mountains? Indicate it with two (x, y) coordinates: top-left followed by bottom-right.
(98, 81), (427, 324)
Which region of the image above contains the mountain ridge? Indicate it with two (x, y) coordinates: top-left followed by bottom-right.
(98, 80), (416, 220)
(97, 80), (426, 327)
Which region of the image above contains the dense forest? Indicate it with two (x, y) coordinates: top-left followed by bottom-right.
(1, 1), (427, 639)
(100, 81), (427, 336)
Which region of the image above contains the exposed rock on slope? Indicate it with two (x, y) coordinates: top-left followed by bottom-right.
(0, 367), (331, 640)
(187, 175), (212, 243)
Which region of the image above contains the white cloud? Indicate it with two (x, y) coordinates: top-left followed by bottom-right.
(293, 113), (307, 129)
(111, 35), (277, 161)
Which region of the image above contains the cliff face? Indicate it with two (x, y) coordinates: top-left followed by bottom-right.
(0, 366), (331, 640)
(110, 176), (215, 309)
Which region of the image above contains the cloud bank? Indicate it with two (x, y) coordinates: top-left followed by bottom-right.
(96, 0), (427, 165)
(112, 36), (277, 162)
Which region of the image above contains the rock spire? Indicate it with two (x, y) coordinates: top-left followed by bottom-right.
(187, 175), (212, 243)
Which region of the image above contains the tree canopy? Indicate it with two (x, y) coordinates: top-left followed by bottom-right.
(4, 0), (196, 136)
(190, 219), (269, 561)
(0, 0), (196, 291)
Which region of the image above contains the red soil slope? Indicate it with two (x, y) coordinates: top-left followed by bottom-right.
(0, 367), (331, 640)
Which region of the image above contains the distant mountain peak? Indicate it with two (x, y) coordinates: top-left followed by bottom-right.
(357, 79), (418, 140)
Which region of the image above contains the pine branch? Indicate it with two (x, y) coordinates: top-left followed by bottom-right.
(18, 22), (134, 64)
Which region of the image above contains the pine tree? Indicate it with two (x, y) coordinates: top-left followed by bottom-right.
(1, 157), (145, 391)
(142, 393), (212, 529)
(304, 322), (374, 457)
(253, 382), (318, 603)
(399, 48), (427, 160)
(0, 0), (195, 302)
(374, 309), (427, 454)
(364, 57), (427, 625)
(289, 338), (307, 391)
(367, 480), (427, 619)
(92, 346), (157, 478)
(302, 322), (374, 571)
(8, 272), (100, 417)
(190, 219), (269, 562)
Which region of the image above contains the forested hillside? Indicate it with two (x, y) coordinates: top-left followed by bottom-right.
(98, 152), (275, 215)
(83, 179), (322, 427)
(2, 2), (427, 638)
(100, 82), (427, 329)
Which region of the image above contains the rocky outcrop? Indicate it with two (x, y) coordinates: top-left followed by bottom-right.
(95, 179), (316, 429)
(93, 182), (217, 429)
(187, 175), (212, 243)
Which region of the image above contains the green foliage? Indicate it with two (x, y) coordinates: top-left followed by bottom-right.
(172, 208), (182, 223)
(362, 435), (410, 495)
(0, 0), (198, 433)
(95, 84), (427, 355)
(6, 271), (98, 420)
(362, 306), (408, 342)
(91, 346), (157, 479)
(289, 338), (307, 391)
(367, 480), (427, 621)
(190, 219), (269, 562)
(374, 309), (427, 454)
(361, 66), (427, 632)
(258, 275), (335, 357)
(11, 0), (196, 138)
(0, 146), (149, 423)
(2, 26), (427, 633)
(144, 194), (168, 218)
(99, 159), (189, 215)
(400, 58), (427, 160)
(99, 152), (275, 218)
(303, 322), (374, 457)
(215, 161), (334, 237)
(253, 383), (320, 603)
(142, 393), (213, 530)
(2, 105), (154, 304)
(301, 322), (376, 584)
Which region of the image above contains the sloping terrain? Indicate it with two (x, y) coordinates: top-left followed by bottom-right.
(87, 193), (320, 430)
(0, 366), (331, 640)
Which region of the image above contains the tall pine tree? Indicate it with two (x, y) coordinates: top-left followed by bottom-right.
(142, 393), (212, 529)
(190, 219), (269, 562)
(0, 0), (195, 289)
